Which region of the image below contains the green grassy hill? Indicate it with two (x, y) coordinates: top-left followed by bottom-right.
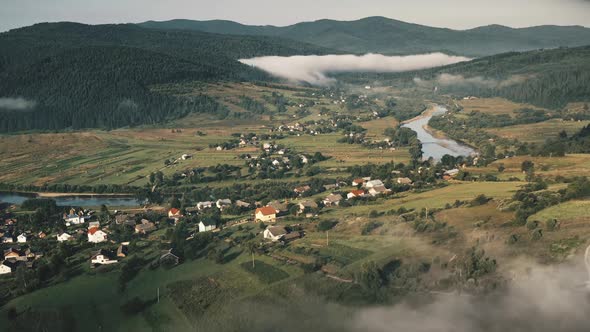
(138, 16), (590, 56)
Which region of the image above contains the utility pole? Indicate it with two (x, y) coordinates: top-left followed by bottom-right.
(326, 231), (329, 246)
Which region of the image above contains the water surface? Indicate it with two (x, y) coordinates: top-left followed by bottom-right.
(402, 105), (476, 160)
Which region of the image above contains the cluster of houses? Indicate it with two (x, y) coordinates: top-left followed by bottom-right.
(252, 177), (401, 225)
(351, 178), (393, 197)
(0, 246), (40, 275)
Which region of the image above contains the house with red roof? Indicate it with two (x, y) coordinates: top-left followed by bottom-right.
(87, 227), (108, 243)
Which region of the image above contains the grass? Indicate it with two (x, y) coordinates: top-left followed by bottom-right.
(0, 83), (409, 186)
(486, 119), (590, 143)
(469, 154), (590, 179)
(240, 260), (290, 283)
(362, 116), (399, 140)
(458, 97), (546, 115)
(527, 200), (590, 222)
(282, 134), (410, 168)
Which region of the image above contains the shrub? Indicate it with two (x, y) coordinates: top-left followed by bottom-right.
(546, 219), (558, 231)
(469, 194), (491, 207)
(361, 221), (383, 235)
(531, 229), (543, 241)
(526, 220), (539, 230)
(317, 220), (337, 231)
(507, 234), (520, 245)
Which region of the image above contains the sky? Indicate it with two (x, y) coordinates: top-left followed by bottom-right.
(1, 0), (589, 32)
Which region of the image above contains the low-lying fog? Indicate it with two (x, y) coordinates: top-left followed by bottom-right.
(240, 53), (470, 85)
(211, 261), (590, 332)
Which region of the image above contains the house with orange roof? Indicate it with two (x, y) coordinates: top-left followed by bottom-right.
(347, 189), (367, 199)
(255, 206), (278, 223)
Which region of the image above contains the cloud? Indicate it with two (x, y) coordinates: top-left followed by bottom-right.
(414, 73), (530, 89)
(352, 263), (590, 332)
(0, 97), (36, 111)
(240, 53), (471, 85)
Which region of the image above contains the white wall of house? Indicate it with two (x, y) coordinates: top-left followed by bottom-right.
(263, 229), (284, 242)
(88, 230), (107, 243)
(91, 255), (117, 265)
(256, 212), (276, 223)
(57, 233), (72, 242)
(0, 264), (11, 275)
(198, 222), (217, 233)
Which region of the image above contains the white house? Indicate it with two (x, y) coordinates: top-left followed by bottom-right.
(88, 227), (108, 243)
(17, 233), (27, 243)
(198, 220), (217, 233)
(57, 233), (72, 243)
(368, 186), (392, 197)
(298, 200), (318, 213)
(255, 206), (278, 223)
(323, 194), (343, 207)
(263, 226), (287, 242)
(0, 262), (12, 275)
(364, 179), (385, 189)
(396, 177), (413, 185)
(216, 199), (232, 210)
(197, 201), (213, 210)
(168, 208), (182, 222)
(64, 213), (84, 226)
(90, 250), (117, 265)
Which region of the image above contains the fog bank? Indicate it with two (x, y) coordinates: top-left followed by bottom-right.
(414, 73), (531, 89)
(240, 53), (471, 85)
(0, 97), (36, 111)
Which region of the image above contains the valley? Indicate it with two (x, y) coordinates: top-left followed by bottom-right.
(0, 14), (589, 332)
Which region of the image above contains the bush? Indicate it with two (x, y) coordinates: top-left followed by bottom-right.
(526, 220), (539, 230)
(469, 194), (491, 207)
(531, 229), (543, 241)
(361, 221), (383, 235)
(545, 219), (558, 231)
(317, 220), (337, 231)
(507, 234), (520, 245)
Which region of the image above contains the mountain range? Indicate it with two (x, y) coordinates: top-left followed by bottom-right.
(139, 16), (590, 56)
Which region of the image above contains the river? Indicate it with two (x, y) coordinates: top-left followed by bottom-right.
(0, 192), (142, 207)
(402, 105), (476, 160)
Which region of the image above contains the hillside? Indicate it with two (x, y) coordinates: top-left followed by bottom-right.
(339, 46), (590, 109)
(138, 16), (590, 56)
(0, 22), (333, 132)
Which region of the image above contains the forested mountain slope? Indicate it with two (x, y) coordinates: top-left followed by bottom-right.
(139, 16), (590, 56)
(0, 22), (333, 132)
(341, 46), (590, 109)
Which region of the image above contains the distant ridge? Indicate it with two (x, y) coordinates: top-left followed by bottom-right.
(139, 16), (590, 56)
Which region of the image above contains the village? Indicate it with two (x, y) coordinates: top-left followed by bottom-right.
(0, 172), (436, 276)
